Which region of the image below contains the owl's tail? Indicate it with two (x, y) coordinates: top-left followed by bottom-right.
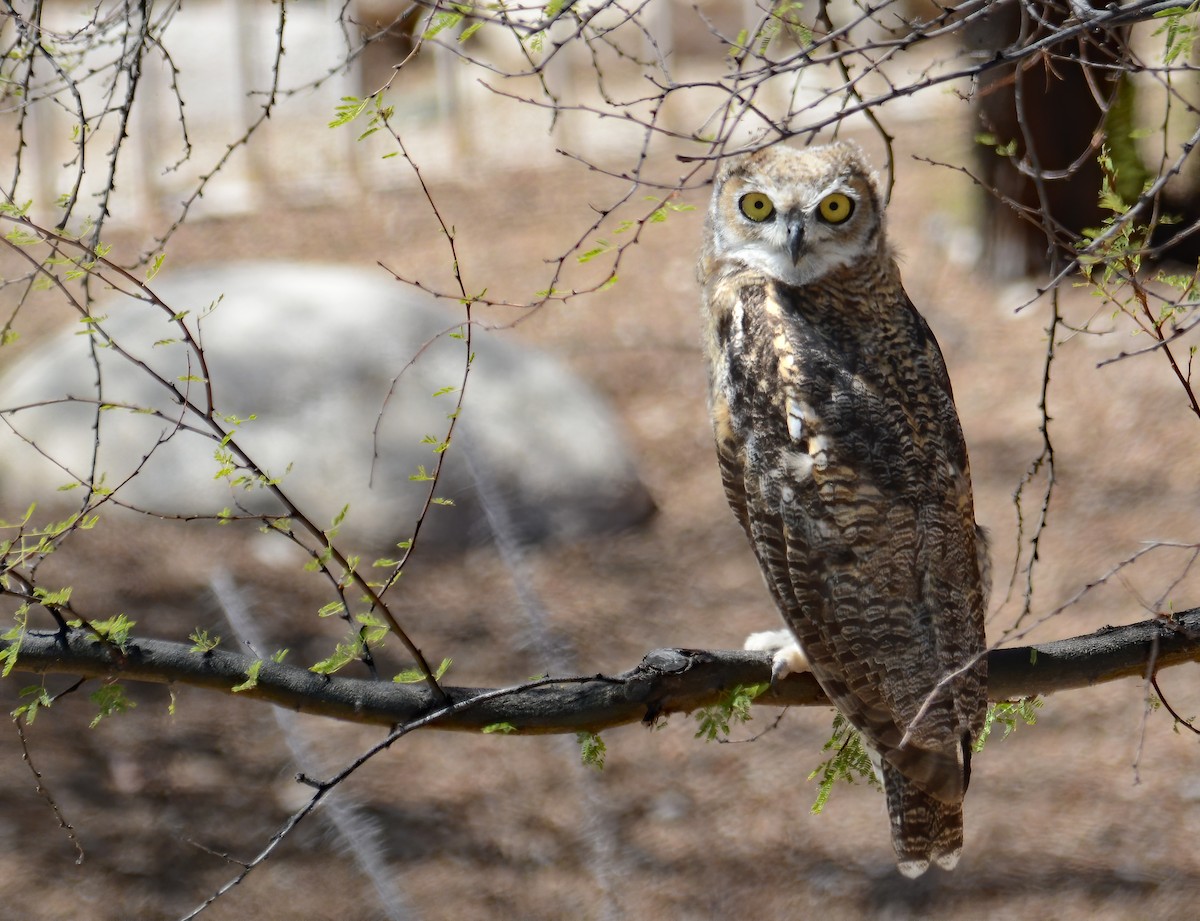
(880, 759), (964, 878)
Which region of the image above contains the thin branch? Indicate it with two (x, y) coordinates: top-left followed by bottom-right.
(13, 714), (85, 865)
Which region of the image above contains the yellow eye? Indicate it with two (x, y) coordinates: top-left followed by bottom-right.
(818, 192), (854, 224)
(739, 192), (775, 222)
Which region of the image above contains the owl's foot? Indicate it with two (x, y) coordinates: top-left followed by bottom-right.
(743, 629), (809, 682)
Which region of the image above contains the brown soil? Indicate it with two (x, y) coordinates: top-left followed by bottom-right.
(2, 135), (1199, 921)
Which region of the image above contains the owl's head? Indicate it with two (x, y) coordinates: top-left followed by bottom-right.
(704, 141), (884, 288)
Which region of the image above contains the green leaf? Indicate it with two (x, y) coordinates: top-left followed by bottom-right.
(483, 722), (517, 734)
(309, 642), (358, 675)
(232, 659), (263, 692)
(0, 607), (29, 678)
(33, 585), (72, 607)
(693, 683), (768, 741)
(188, 628), (220, 653)
(12, 685), (52, 723)
(329, 95), (370, 129)
(393, 657), (452, 683)
(316, 597), (345, 618)
(423, 10), (464, 39)
(421, 434), (451, 453)
(83, 613), (135, 649)
(577, 731), (607, 770)
(89, 683), (135, 727)
(807, 713), (879, 814)
(974, 697), (1043, 751)
(577, 241), (612, 264)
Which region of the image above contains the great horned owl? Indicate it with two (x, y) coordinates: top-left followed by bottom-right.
(698, 141), (989, 877)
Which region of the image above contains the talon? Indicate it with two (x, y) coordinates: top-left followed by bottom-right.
(771, 650), (793, 683)
(743, 630), (808, 682)
(770, 643), (808, 682)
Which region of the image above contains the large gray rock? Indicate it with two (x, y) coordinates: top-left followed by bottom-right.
(0, 263), (654, 550)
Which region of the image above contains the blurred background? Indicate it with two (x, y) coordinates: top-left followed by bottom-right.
(1, 2), (1199, 919)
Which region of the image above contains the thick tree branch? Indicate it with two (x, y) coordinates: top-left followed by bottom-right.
(3, 609), (1197, 733)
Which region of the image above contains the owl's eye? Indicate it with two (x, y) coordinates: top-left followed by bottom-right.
(739, 192), (775, 222)
(818, 192), (854, 224)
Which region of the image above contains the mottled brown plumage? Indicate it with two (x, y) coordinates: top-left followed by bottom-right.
(698, 141), (988, 876)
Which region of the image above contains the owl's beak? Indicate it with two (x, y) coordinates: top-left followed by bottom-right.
(786, 219), (805, 265)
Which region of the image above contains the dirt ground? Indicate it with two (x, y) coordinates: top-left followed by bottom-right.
(2, 126), (1200, 920)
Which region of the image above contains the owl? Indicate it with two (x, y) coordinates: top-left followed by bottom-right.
(698, 141), (989, 877)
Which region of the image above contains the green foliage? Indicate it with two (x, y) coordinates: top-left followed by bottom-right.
(772, 1), (811, 45)
(576, 240), (613, 264)
(482, 722), (517, 734)
(974, 697), (1043, 751)
(33, 585), (72, 607)
(523, 0), (565, 52)
(1076, 145), (1200, 398)
(309, 611), (393, 676)
(645, 197), (696, 224)
(1154, 3), (1200, 65)
(328, 87), (396, 143)
(393, 657), (452, 684)
(89, 683), (135, 727)
(1077, 147), (1150, 283)
(420, 433), (451, 454)
(807, 713), (878, 815)
(12, 685), (52, 723)
(76, 613), (135, 649)
(231, 659), (263, 693)
(693, 683), (769, 741)
(0, 199), (32, 219)
(576, 731), (606, 770)
(974, 132), (1018, 158)
(329, 96), (370, 129)
(146, 252), (165, 280)
(1, 508), (97, 591)
(805, 699), (1043, 814)
(729, 3), (811, 58)
(188, 628), (220, 654)
(308, 638), (361, 676)
(422, 5), (470, 41)
(0, 606), (29, 677)
(578, 198), (694, 266)
(1102, 76), (1151, 206)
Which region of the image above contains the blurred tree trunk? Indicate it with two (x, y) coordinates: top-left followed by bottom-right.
(968, 1), (1135, 277)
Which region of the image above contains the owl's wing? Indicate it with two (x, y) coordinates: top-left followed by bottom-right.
(716, 279), (987, 804)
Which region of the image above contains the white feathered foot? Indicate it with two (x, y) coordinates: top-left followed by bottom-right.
(743, 629), (809, 682)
